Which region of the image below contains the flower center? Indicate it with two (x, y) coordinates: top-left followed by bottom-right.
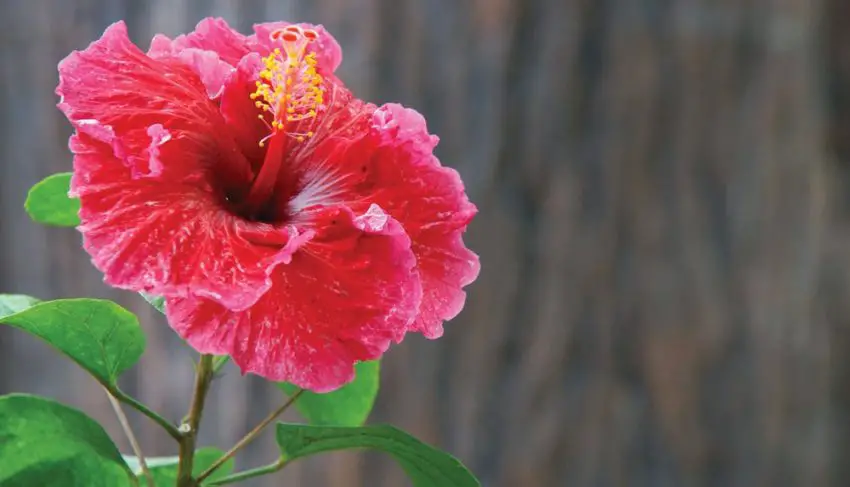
(241, 26), (326, 222)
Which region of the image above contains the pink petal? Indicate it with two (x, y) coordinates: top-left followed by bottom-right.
(73, 140), (299, 310)
(367, 104), (479, 337)
(251, 22), (343, 73)
(168, 17), (252, 66)
(173, 48), (234, 99)
(292, 102), (479, 337)
(147, 18), (248, 98)
(165, 204), (421, 392)
(144, 123), (170, 177)
(57, 21), (292, 309)
(58, 21), (251, 187)
(411, 231), (480, 338)
(148, 34), (174, 57)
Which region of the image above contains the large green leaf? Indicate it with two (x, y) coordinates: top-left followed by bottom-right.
(0, 294), (40, 318)
(0, 394), (135, 486)
(123, 447), (234, 485)
(25, 172), (80, 227)
(278, 360), (380, 426)
(0, 299), (145, 387)
(275, 424), (480, 487)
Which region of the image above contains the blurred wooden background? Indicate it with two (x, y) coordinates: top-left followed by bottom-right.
(0, 0), (846, 486)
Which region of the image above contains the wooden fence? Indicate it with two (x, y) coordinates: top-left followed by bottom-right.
(0, 1), (845, 485)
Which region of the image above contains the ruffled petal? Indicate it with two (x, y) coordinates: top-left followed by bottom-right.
(251, 22), (343, 73)
(165, 204), (421, 392)
(57, 21), (298, 309)
(72, 136), (296, 310)
(171, 48), (235, 99)
(58, 21), (251, 189)
(367, 104), (478, 337)
(147, 18), (250, 99)
(165, 17), (252, 66)
(288, 102), (478, 337)
(410, 230), (480, 337)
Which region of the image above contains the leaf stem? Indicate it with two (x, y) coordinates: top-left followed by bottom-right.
(212, 355), (230, 374)
(196, 389), (304, 484)
(104, 388), (154, 487)
(176, 354), (215, 487)
(111, 387), (181, 440)
(206, 458), (288, 486)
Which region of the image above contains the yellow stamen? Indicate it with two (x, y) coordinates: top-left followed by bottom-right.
(250, 26), (324, 146)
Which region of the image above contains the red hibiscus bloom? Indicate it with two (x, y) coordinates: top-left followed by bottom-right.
(56, 18), (479, 392)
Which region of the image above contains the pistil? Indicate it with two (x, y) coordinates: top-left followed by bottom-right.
(241, 25), (324, 219)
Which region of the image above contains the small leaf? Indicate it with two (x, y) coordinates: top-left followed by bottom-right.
(0, 394), (135, 486)
(0, 294), (40, 318)
(275, 423), (480, 487)
(123, 447), (233, 485)
(278, 360), (380, 426)
(0, 299), (145, 387)
(140, 293), (166, 313)
(25, 172), (80, 227)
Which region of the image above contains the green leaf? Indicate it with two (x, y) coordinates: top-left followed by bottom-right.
(123, 447), (234, 485)
(278, 360), (380, 426)
(0, 394), (135, 486)
(275, 424), (480, 487)
(140, 293), (165, 314)
(0, 294), (40, 318)
(25, 172), (80, 227)
(0, 299), (145, 387)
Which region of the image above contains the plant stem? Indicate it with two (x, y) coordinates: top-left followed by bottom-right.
(196, 389), (304, 484)
(176, 354), (215, 487)
(206, 458), (288, 486)
(104, 388), (154, 487)
(212, 355), (230, 374)
(178, 356), (229, 426)
(111, 387), (181, 440)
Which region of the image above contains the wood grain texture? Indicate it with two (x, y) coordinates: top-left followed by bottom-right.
(0, 0), (843, 486)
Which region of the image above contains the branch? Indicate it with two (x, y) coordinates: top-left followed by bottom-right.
(196, 389), (304, 484)
(104, 387), (154, 487)
(176, 354), (215, 487)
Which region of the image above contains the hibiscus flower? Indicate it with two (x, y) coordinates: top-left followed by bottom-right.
(56, 18), (479, 392)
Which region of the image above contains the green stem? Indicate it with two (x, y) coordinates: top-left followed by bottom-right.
(212, 355), (230, 374)
(104, 388), (155, 487)
(110, 387), (181, 441)
(206, 458), (288, 486)
(195, 389), (304, 484)
(176, 354), (215, 487)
